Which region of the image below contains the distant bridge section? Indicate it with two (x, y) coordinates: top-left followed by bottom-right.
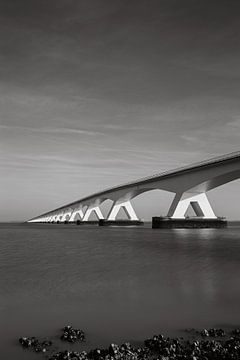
(28, 151), (240, 223)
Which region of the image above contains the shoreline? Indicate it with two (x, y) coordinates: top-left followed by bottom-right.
(18, 326), (240, 360)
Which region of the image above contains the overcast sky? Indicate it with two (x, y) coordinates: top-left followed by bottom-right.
(1, 0), (240, 221)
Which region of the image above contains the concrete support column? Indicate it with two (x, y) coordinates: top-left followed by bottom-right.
(55, 213), (63, 222)
(168, 192), (217, 219)
(69, 208), (84, 222)
(107, 200), (139, 221)
(51, 214), (58, 222)
(61, 209), (73, 222)
(82, 206), (104, 221)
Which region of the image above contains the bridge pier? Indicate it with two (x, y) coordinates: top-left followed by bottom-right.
(69, 208), (84, 222)
(152, 192), (226, 228)
(152, 217), (227, 228)
(55, 213), (64, 222)
(82, 206), (104, 222)
(167, 192), (217, 219)
(99, 200), (143, 226)
(60, 209), (73, 222)
(51, 215), (58, 222)
(108, 200), (138, 221)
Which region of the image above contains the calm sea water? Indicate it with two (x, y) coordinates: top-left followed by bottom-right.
(1, 222), (240, 359)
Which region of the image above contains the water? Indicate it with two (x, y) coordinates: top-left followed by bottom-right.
(1, 222), (240, 359)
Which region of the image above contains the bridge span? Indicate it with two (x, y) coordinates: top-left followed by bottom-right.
(27, 151), (240, 224)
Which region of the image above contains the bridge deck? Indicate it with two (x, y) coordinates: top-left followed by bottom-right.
(29, 151), (240, 220)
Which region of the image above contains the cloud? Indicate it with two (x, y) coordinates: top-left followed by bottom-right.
(1, 0), (240, 220)
(227, 118), (240, 128)
(103, 124), (148, 131)
(47, 128), (104, 136)
(0, 124), (104, 136)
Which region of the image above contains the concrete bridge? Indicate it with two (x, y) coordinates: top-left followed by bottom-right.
(27, 151), (240, 224)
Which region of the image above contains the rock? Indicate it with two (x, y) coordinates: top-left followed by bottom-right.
(18, 336), (52, 353)
(60, 326), (85, 343)
(49, 350), (88, 360)
(200, 328), (225, 338)
(232, 328), (240, 336)
(208, 328), (218, 337)
(18, 326), (240, 360)
(43, 340), (53, 346)
(201, 329), (209, 337)
(216, 328), (225, 337)
(108, 343), (119, 356)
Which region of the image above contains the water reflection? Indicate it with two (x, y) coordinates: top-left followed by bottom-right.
(0, 224), (240, 360)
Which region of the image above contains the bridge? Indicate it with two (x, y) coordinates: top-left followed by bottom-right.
(27, 151), (240, 225)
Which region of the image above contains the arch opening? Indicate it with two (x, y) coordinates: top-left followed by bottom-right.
(207, 178), (240, 220)
(185, 202), (204, 218)
(131, 188), (175, 220)
(99, 199), (114, 218)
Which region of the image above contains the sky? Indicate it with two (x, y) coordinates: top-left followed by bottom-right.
(0, 0), (240, 221)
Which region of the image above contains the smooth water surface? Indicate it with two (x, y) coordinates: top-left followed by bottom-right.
(1, 223), (240, 359)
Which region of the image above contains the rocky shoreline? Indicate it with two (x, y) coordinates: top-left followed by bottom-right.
(18, 326), (240, 360)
